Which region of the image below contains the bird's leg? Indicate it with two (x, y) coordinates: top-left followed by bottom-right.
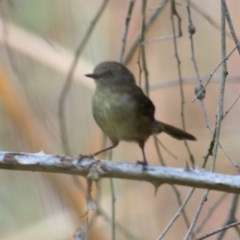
(92, 141), (118, 156)
(79, 141), (118, 161)
(137, 142), (148, 171)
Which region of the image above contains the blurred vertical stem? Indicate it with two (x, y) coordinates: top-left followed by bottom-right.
(222, 0), (240, 55)
(138, 0), (149, 95)
(119, 0), (135, 63)
(58, 0), (109, 155)
(184, 2), (228, 239)
(170, 0), (195, 167)
(123, 0), (167, 65)
(211, 0), (227, 172)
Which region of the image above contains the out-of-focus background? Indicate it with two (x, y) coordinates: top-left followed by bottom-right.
(0, 0), (240, 239)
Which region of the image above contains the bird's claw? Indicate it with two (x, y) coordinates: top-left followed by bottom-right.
(136, 160), (148, 171)
(78, 154), (95, 163)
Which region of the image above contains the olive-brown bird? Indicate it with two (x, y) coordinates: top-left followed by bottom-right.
(86, 61), (196, 168)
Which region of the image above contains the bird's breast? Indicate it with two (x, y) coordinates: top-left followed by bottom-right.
(92, 86), (153, 142)
(92, 86), (134, 126)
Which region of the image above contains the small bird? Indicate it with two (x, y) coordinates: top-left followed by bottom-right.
(85, 61), (196, 169)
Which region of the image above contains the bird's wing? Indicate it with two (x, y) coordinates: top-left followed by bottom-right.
(124, 84), (155, 121)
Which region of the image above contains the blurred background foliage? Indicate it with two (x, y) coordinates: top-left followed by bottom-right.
(0, 0), (240, 239)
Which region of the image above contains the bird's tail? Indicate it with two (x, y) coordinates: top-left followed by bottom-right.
(153, 120), (196, 141)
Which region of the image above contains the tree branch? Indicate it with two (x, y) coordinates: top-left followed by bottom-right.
(0, 151), (239, 194)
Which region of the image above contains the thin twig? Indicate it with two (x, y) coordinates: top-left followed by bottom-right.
(119, 0), (135, 63)
(184, 190), (209, 240)
(138, 0), (149, 95)
(123, 0), (167, 64)
(222, 0), (240, 55)
(170, 0), (195, 168)
(192, 41), (240, 103)
(196, 221), (240, 240)
(171, 185), (192, 232)
(186, 0), (232, 38)
(185, 3), (229, 238)
(216, 194), (239, 239)
(154, 137), (178, 161)
(186, 0), (209, 131)
(157, 188), (195, 240)
(110, 178), (116, 240)
(185, 0), (211, 163)
(194, 193), (228, 234)
(211, 0), (228, 172)
(153, 137), (192, 231)
(148, 75), (240, 91)
(223, 92), (240, 119)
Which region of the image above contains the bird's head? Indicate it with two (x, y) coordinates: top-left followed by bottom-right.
(85, 61), (135, 86)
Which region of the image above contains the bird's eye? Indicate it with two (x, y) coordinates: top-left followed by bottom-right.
(106, 70), (113, 77)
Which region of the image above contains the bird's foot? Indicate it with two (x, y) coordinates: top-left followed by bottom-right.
(78, 154), (95, 163)
(137, 160), (148, 171)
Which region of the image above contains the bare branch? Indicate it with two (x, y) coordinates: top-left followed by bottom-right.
(0, 151), (240, 194)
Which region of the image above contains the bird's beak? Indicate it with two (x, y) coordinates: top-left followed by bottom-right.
(85, 73), (98, 79)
